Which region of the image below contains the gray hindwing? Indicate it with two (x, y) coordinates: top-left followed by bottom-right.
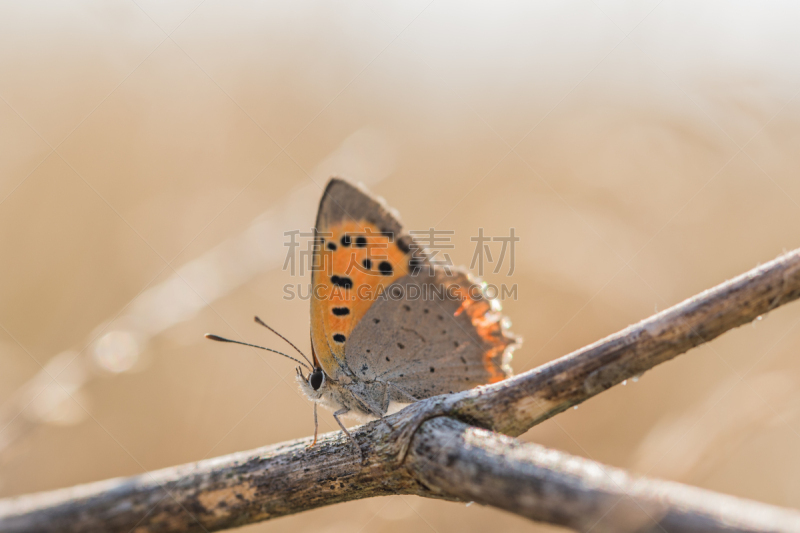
(345, 268), (514, 404)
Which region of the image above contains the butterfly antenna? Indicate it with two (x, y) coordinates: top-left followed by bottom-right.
(253, 316), (314, 368)
(204, 334), (312, 371)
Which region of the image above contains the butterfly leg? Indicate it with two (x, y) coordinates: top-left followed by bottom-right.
(309, 403), (319, 448)
(333, 408), (362, 458)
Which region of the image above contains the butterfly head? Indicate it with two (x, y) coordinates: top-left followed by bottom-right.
(297, 366), (327, 400)
(308, 368), (325, 390)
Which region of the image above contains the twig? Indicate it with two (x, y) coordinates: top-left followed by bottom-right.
(3, 416), (800, 533)
(1, 249), (799, 532)
(410, 417), (800, 533)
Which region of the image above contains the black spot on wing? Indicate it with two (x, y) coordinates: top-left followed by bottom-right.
(331, 275), (353, 289)
(362, 258), (372, 270)
(332, 307), (350, 316)
(340, 235), (351, 247)
(396, 235), (412, 254)
(356, 236), (367, 247)
(379, 262), (393, 275)
(333, 334), (346, 343)
(326, 242), (337, 251)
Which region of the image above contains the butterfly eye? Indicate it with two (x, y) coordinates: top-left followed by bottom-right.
(309, 369), (325, 391)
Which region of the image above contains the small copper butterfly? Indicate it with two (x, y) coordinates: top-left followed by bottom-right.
(208, 178), (518, 452)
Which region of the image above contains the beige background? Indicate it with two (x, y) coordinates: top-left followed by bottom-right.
(2, 1), (800, 532)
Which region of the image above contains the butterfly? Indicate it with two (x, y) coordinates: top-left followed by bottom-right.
(208, 178), (518, 452)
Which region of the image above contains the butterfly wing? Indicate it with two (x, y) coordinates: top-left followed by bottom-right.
(345, 267), (517, 401)
(310, 178), (427, 380)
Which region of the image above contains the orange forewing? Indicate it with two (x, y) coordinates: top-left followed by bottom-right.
(310, 219), (410, 379)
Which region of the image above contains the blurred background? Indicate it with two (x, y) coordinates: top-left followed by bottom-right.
(2, 1), (800, 531)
